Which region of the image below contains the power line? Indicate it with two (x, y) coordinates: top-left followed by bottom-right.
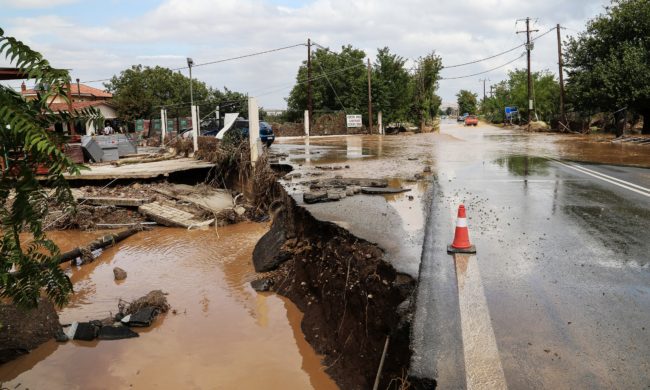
(440, 26), (555, 70)
(80, 43), (306, 84)
(440, 52), (525, 80)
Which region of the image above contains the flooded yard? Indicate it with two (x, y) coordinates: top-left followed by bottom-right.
(0, 224), (337, 390)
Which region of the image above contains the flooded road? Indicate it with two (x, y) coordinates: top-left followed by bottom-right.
(0, 224), (338, 390)
(275, 123), (650, 388)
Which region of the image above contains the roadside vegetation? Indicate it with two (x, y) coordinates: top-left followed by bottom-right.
(0, 28), (98, 308)
(285, 46), (443, 131)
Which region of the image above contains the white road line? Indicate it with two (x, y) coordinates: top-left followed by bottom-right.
(552, 160), (650, 198)
(454, 254), (508, 390)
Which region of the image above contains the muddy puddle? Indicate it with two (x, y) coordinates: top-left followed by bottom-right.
(0, 224), (338, 390)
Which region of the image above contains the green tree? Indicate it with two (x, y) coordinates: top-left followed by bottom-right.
(286, 45), (367, 122)
(105, 65), (212, 122)
(456, 89), (478, 115)
(564, 0), (650, 134)
(372, 47), (411, 124)
(481, 70), (560, 124)
(0, 28), (92, 308)
(409, 52), (443, 130)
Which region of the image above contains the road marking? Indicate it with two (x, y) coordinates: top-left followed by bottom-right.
(454, 254), (508, 390)
(552, 160), (650, 198)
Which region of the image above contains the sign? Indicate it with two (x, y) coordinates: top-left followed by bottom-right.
(346, 114), (363, 128)
(505, 106), (518, 119)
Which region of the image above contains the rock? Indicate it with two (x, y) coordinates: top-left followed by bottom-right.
(327, 190), (344, 200)
(0, 298), (63, 363)
(253, 209), (288, 272)
(113, 267), (127, 280)
(345, 188), (355, 197)
(352, 186), (362, 194)
(251, 278), (274, 292)
(54, 328), (68, 342)
(74, 322), (99, 341)
(361, 187), (411, 195)
(234, 206), (246, 216)
(414, 173), (424, 180)
(423, 166), (432, 173)
(98, 325), (139, 340)
(303, 191), (327, 204)
(529, 121), (550, 131)
(125, 307), (158, 327)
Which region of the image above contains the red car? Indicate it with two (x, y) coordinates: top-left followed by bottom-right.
(464, 115), (478, 126)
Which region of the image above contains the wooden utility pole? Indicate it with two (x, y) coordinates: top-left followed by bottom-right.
(367, 58), (373, 133)
(517, 17), (538, 126)
(556, 24), (566, 127)
(307, 38), (312, 134)
(66, 80), (76, 136)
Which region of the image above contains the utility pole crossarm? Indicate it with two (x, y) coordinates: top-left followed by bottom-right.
(516, 17), (539, 126)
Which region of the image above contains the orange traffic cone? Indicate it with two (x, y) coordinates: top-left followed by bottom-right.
(447, 204), (476, 254)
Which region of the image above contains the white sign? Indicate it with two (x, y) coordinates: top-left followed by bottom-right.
(346, 114), (363, 128)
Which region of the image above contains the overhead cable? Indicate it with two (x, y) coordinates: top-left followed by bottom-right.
(81, 43), (306, 84)
(440, 52), (525, 80)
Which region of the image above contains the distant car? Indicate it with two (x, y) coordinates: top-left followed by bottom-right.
(457, 115), (466, 122)
(204, 119), (275, 146)
(464, 115), (478, 126)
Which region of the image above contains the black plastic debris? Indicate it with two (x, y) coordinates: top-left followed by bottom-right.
(98, 326), (139, 340)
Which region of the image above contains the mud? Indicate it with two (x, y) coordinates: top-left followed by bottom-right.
(0, 225), (338, 389)
(255, 189), (415, 389)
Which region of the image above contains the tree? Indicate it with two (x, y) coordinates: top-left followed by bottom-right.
(564, 0), (650, 134)
(105, 65), (211, 121)
(445, 107), (453, 116)
(0, 28), (92, 308)
(372, 47), (411, 124)
(286, 45), (367, 122)
(481, 69), (560, 124)
(409, 52), (443, 130)
(456, 90), (478, 115)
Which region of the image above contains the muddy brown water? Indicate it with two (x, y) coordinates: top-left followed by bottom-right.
(0, 223), (338, 390)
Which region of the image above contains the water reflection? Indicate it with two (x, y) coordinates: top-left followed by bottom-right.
(494, 155), (550, 176)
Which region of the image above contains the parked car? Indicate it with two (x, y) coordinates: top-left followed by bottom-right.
(457, 114), (466, 122)
(464, 115), (478, 126)
(204, 119), (275, 146)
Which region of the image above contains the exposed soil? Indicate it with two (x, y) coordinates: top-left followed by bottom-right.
(0, 298), (62, 364)
(255, 189), (415, 390)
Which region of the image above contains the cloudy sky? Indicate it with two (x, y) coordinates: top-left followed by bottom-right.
(0, 0), (608, 110)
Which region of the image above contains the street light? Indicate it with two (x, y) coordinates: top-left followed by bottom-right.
(186, 57), (194, 109)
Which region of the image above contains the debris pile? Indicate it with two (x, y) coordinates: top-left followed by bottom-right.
(61, 290), (170, 342)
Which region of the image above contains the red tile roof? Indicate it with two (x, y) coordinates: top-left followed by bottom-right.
(49, 101), (115, 112)
(23, 83), (112, 98)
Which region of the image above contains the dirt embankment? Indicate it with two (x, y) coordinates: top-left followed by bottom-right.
(253, 189), (415, 389)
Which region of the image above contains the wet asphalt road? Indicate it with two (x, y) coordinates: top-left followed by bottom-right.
(413, 121), (650, 388)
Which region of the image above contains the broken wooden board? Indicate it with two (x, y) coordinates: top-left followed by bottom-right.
(152, 184), (233, 214)
(139, 202), (213, 228)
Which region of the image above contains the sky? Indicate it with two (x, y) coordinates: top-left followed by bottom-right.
(0, 0), (609, 110)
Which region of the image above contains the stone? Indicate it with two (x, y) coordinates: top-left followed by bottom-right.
(234, 206), (246, 216)
(253, 209), (288, 272)
(423, 166), (432, 173)
(98, 325), (139, 340)
(0, 298), (63, 363)
(113, 267), (127, 280)
(345, 188), (355, 197)
(361, 187), (412, 195)
(251, 278), (274, 292)
(303, 191), (328, 204)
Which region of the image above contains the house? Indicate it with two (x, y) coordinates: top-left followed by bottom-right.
(21, 81), (117, 135)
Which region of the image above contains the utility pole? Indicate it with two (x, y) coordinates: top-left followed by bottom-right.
(517, 17), (538, 126)
(556, 24), (566, 127)
(307, 38), (312, 135)
(367, 58), (373, 133)
(479, 78), (489, 101)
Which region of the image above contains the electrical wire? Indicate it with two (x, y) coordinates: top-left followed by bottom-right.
(80, 43), (306, 84)
(440, 52), (525, 80)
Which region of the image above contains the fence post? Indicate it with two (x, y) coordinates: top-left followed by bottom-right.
(304, 110), (310, 137)
(249, 97), (261, 166)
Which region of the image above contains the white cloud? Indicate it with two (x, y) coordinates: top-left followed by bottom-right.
(0, 0), (609, 108)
